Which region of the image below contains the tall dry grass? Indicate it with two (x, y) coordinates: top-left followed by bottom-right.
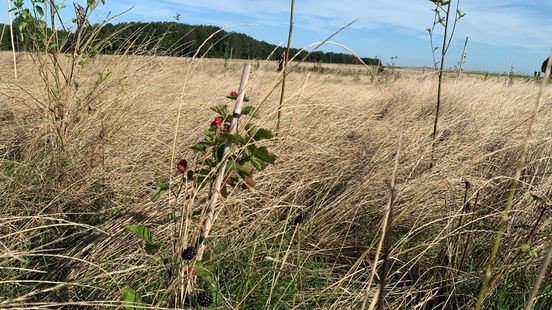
(1, 49), (551, 309)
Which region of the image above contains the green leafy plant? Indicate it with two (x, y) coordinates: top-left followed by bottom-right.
(9, 0), (112, 154)
(190, 102), (275, 195)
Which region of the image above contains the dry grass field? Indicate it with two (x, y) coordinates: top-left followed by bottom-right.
(1, 50), (551, 309)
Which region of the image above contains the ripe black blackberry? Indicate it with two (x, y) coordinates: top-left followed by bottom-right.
(196, 290), (213, 307)
(181, 246), (197, 261)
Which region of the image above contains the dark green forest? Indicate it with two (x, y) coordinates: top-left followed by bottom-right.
(0, 21), (381, 65)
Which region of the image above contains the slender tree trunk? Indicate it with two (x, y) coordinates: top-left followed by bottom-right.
(276, 0), (295, 136)
(431, 2), (452, 166)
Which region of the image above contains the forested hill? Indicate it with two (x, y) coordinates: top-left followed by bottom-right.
(0, 21), (381, 65)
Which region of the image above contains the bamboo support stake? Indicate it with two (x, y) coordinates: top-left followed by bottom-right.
(7, 0), (18, 79)
(196, 64), (251, 260)
(457, 36), (468, 81)
(0, 24), (6, 46)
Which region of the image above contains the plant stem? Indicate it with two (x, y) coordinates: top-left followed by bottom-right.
(276, 0), (295, 136)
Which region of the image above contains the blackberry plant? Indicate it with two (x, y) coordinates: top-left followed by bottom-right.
(124, 77), (276, 308)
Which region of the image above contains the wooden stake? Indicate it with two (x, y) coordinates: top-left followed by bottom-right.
(0, 24), (6, 46)
(196, 64), (251, 260)
(457, 36), (468, 80)
(7, 0), (18, 79)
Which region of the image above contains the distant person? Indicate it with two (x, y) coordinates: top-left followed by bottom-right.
(542, 57), (549, 74)
(277, 50), (286, 71)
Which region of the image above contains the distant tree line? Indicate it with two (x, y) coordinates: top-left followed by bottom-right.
(0, 20), (381, 66)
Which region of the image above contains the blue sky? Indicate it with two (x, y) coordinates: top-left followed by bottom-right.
(2, 0), (551, 73)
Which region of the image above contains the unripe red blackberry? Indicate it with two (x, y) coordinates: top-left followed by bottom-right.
(196, 290), (213, 307)
(212, 116), (223, 128)
(177, 159), (187, 174)
(181, 246), (197, 261)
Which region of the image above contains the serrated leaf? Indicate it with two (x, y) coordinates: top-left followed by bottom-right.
(214, 143), (225, 163)
(126, 225), (153, 243)
(221, 132), (246, 144)
(253, 146), (277, 164)
(253, 128), (274, 141)
(242, 106), (258, 118)
(238, 162), (254, 178)
(225, 160), (241, 171)
(249, 156), (264, 171)
(211, 105), (229, 118)
(195, 261), (215, 285)
(121, 287), (144, 310)
(213, 288), (223, 305)
(191, 142), (208, 153)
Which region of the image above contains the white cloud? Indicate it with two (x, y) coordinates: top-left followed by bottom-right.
(138, 0), (551, 50)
